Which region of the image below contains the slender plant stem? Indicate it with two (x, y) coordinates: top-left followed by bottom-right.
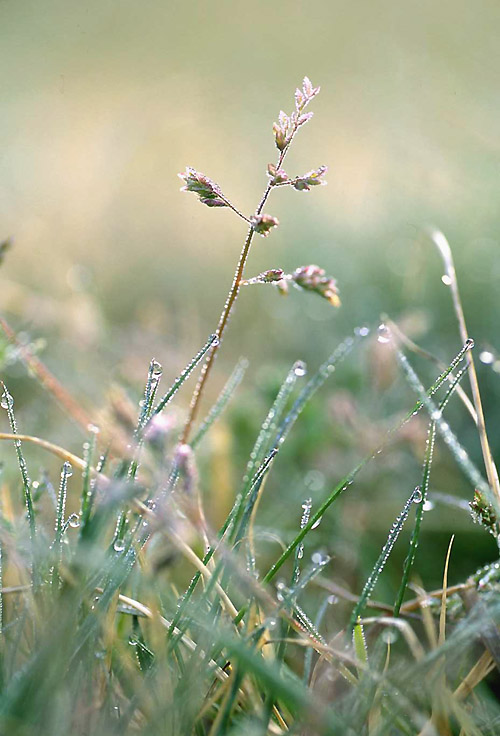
(431, 230), (500, 506)
(181, 146), (290, 444)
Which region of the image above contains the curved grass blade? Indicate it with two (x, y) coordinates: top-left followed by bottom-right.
(260, 338), (476, 592)
(349, 486), (422, 633)
(393, 364), (469, 616)
(127, 359), (163, 481)
(79, 425), (99, 536)
(395, 341), (498, 512)
(233, 334), (358, 550)
(51, 461), (72, 587)
(231, 360), (306, 543)
(0, 384), (37, 584)
(150, 333), (219, 420)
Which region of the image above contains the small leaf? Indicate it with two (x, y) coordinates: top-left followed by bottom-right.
(267, 163), (288, 185)
(353, 620), (369, 667)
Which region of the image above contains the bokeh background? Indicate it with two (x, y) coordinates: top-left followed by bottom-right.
(1, 0), (500, 599)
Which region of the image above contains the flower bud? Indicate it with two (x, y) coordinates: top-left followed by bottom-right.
(267, 163), (288, 185)
(292, 166), (328, 192)
(179, 167), (228, 208)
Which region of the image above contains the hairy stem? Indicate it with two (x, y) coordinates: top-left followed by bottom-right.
(181, 148), (289, 444)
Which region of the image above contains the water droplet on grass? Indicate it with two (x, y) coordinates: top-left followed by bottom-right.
(293, 361), (307, 377)
(377, 324), (391, 344)
(312, 551), (327, 565)
(1, 390), (13, 410)
(382, 629), (399, 644)
(354, 326), (370, 337)
(412, 487), (423, 503)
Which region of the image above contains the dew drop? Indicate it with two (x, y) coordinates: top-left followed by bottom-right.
(431, 409), (442, 421)
(354, 325), (370, 337)
(382, 628), (399, 644)
(267, 617), (278, 630)
(87, 423), (100, 435)
(297, 545), (304, 559)
(1, 390), (13, 410)
(464, 337), (475, 350)
(63, 461), (73, 478)
(327, 594), (338, 605)
(412, 487), (423, 503)
(479, 350), (494, 364)
(423, 499), (434, 511)
(441, 274), (452, 286)
(151, 360), (163, 377)
(293, 360), (307, 377)
(377, 324), (391, 344)
(311, 517), (322, 530)
(210, 333), (220, 347)
(114, 539), (126, 553)
(312, 551), (327, 565)
(68, 514), (80, 528)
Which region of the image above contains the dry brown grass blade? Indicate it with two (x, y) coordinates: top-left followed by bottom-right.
(454, 649), (495, 702)
(0, 432), (86, 470)
(431, 230), (500, 508)
(0, 317), (93, 431)
(358, 617), (425, 662)
(401, 582), (470, 613)
(439, 535), (455, 648)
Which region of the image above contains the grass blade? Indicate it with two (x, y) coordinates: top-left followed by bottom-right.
(349, 487), (422, 632)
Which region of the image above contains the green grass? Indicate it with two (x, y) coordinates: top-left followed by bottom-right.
(0, 77), (499, 736)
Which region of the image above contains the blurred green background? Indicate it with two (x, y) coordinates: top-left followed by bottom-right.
(1, 0), (500, 596)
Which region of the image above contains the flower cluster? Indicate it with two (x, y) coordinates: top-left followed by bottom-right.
(272, 77), (320, 151)
(178, 167), (228, 208)
(470, 490), (500, 538)
(267, 163), (328, 191)
(287, 265), (340, 306)
(266, 163), (289, 185)
(250, 214), (280, 237)
(241, 269), (285, 285)
(292, 166), (328, 191)
(243, 264), (340, 307)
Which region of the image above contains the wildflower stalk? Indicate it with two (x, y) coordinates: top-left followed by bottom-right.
(180, 159), (281, 444)
(180, 78), (322, 444)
